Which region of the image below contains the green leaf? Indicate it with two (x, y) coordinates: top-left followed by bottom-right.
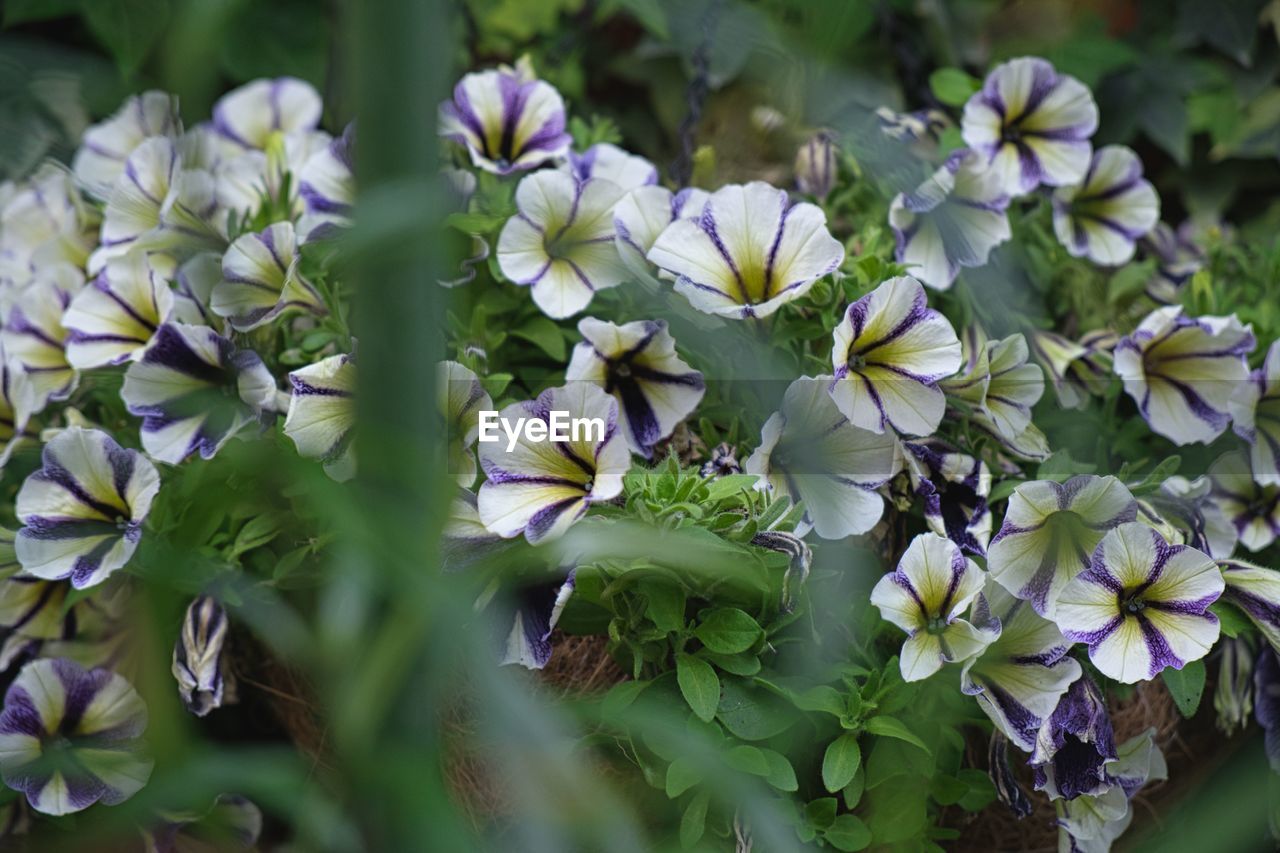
(480, 373), (513, 398)
(230, 513), (284, 558)
(666, 757), (701, 798)
(1176, 0), (1260, 65)
(1036, 449), (1097, 482)
(864, 716), (930, 754)
(988, 478), (1024, 504)
(676, 654), (720, 722)
(793, 685), (846, 717)
(929, 68), (980, 107)
(80, 0), (170, 76)
(1212, 600), (1253, 639)
(758, 748), (798, 792)
(822, 733), (862, 793)
(1138, 86), (1190, 165)
(955, 768), (997, 812)
(1107, 259), (1158, 306)
(511, 317), (567, 361)
(698, 651), (761, 676)
(218, 0), (328, 86)
(601, 680), (649, 718)
(679, 790), (709, 849)
(824, 814), (872, 852)
(1127, 454), (1182, 496)
(929, 774), (968, 805)
(804, 797), (838, 830)
(445, 211), (509, 234)
(842, 767), (866, 809)
(1162, 659), (1207, 717)
(702, 473), (758, 503)
(694, 607), (762, 654)
(716, 679), (796, 741)
(642, 581), (686, 633)
(725, 744), (770, 776)
(867, 776), (929, 843)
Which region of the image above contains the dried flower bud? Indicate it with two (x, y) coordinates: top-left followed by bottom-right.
(172, 596), (232, 717)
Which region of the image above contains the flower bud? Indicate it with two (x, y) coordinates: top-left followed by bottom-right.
(172, 596), (233, 717)
(795, 133), (837, 200)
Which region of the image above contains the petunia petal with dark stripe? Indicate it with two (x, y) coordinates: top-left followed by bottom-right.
(14, 427), (160, 590)
(122, 322), (278, 464)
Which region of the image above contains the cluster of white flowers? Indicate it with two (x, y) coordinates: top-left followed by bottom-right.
(434, 56), (1280, 853)
(0, 76), (356, 833)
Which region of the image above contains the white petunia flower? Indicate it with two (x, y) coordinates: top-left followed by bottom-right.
(72, 91), (181, 199)
(284, 354), (356, 482)
(14, 427), (161, 589)
(745, 376), (900, 540)
(0, 345), (34, 471)
(902, 438), (992, 555)
(794, 132), (838, 200)
(829, 275), (962, 436)
(560, 143), (657, 192)
(647, 181), (843, 319)
(1231, 340), (1280, 487)
(63, 250), (174, 369)
(297, 123), (356, 242)
(566, 318), (704, 458)
(613, 186), (708, 283)
(477, 383), (628, 544)
(961, 580), (1082, 751)
(210, 221), (325, 331)
(987, 475), (1137, 618)
(2, 264), (83, 408)
(1220, 559), (1280, 656)
(1052, 145), (1159, 266)
(439, 360), (492, 488)
(962, 56), (1099, 196)
(1208, 450), (1280, 552)
(1056, 522), (1222, 684)
(496, 170), (629, 319)
(889, 148), (1011, 291)
(213, 128), (331, 223)
(942, 331), (1044, 442)
(121, 323), (278, 464)
(1028, 329), (1115, 410)
(212, 77), (323, 151)
(1114, 306), (1254, 445)
(439, 69), (572, 176)
(93, 137), (225, 270)
(1, 164), (99, 279)
(870, 532), (999, 682)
